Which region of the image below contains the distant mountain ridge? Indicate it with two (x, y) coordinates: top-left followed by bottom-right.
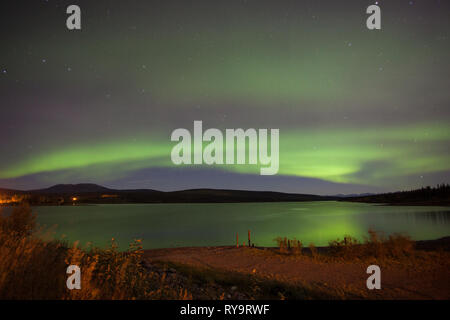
(0, 183), (333, 204)
(30, 183), (113, 194)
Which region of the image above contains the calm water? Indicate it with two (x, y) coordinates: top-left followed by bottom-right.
(28, 201), (450, 250)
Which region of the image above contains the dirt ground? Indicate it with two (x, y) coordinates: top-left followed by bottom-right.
(144, 245), (450, 299)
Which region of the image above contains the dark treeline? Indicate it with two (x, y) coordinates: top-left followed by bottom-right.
(344, 184), (450, 206)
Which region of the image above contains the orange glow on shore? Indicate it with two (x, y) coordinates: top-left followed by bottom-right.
(0, 195), (24, 204)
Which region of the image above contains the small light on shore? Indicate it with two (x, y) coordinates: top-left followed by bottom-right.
(72, 197), (78, 201)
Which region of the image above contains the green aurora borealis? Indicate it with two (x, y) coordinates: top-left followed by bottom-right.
(0, 0), (449, 194)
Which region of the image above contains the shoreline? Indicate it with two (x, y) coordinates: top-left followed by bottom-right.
(2, 199), (450, 207)
(142, 236), (450, 300)
(143, 236), (450, 255)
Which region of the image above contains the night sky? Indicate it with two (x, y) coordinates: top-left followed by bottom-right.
(0, 0), (449, 194)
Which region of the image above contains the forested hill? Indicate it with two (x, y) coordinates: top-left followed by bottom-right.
(343, 184), (450, 206)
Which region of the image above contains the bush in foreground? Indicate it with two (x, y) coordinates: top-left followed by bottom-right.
(274, 229), (416, 262)
(0, 205), (190, 300)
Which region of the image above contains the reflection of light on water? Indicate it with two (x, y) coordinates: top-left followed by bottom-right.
(360, 207), (450, 242)
(290, 216), (363, 246)
(402, 210), (450, 225)
(272, 204), (450, 246)
(31, 202), (450, 250)
(237, 211), (289, 221)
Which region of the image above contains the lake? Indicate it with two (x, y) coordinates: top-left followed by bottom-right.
(28, 201), (450, 250)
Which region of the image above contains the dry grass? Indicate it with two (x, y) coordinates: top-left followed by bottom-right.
(326, 229), (416, 262)
(308, 243), (318, 258)
(274, 237), (303, 255)
(274, 229), (418, 264)
(0, 205), (191, 300)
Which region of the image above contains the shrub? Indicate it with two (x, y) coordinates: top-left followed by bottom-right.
(274, 237), (303, 255)
(0, 204), (36, 239)
(291, 238), (303, 256)
(308, 243), (317, 258)
(328, 235), (360, 259)
(384, 233), (415, 258)
(274, 237), (288, 253)
(0, 205), (191, 300)
(274, 229), (417, 262)
(363, 229), (385, 258)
